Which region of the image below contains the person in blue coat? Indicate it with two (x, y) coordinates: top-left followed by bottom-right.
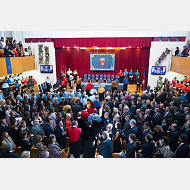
(123, 69), (128, 77)
(2, 143), (21, 158)
(129, 69), (134, 84)
(97, 131), (112, 158)
(44, 119), (55, 142)
(102, 112), (110, 131)
(123, 76), (129, 92)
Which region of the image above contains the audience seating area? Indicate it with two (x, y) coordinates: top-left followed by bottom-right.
(83, 74), (119, 83)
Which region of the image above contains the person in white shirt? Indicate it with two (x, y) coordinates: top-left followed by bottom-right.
(69, 73), (73, 88)
(67, 68), (72, 79)
(0, 37), (5, 48)
(45, 76), (52, 92)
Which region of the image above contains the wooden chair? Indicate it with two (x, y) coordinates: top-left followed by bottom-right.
(59, 147), (70, 158)
(30, 147), (37, 158)
(43, 136), (48, 147)
(112, 153), (119, 158)
(66, 137), (70, 148)
(15, 146), (21, 156)
(136, 140), (140, 151)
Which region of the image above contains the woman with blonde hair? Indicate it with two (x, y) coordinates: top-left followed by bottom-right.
(98, 84), (105, 102)
(1, 99), (6, 108)
(65, 113), (72, 130)
(35, 134), (46, 158)
(153, 125), (165, 142)
(146, 99), (151, 109)
(112, 107), (120, 123)
(1, 131), (16, 151)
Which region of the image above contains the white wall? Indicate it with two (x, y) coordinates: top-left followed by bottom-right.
(22, 42), (57, 85)
(23, 31), (188, 38)
(147, 41), (186, 89)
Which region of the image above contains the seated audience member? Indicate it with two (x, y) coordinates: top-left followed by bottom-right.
(41, 150), (49, 158)
(140, 134), (155, 158)
(35, 134), (46, 158)
(175, 47), (179, 56)
(97, 131), (112, 158)
(1, 131), (16, 151)
(123, 133), (137, 158)
(20, 132), (31, 153)
(47, 134), (62, 158)
(152, 125), (165, 142)
(0, 119), (11, 142)
(21, 151), (30, 158)
(1, 143), (21, 158)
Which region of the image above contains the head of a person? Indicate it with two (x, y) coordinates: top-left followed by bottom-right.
(115, 122), (122, 130)
(154, 125), (164, 133)
(125, 115), (131, 121)
(48, 134), (56, 144)
(104, 112), (109, 119)
(186, 114), (190, 121)
(72, 120), (78, 127)
(41, 150), (49, 158)
(170, 123), (177, 131)
(20, 132), (27, 140)
(87, 120), (92, 127)
(128, 133), (136, 142)
(130, 119), (136, 127)
(145, 109), (150, 115)
(161, 136), (170, 146)
(21, 151), (30, 158)
(106, 123), (112, 132)
(33, 119), (39, 126)
(143, 121), (150, 129)
(145, 134), (153, 142)
(2, 131), (9, 140)
(185, 122), (190, 130)
(102, 131), (109, 139)
(4, 143), (12, 152)
(35, 134), (42, 144)
(118, 152), (126, 158)
(135, 152), (144, 158)
(66, 113), (71, 120)
(136, 109), (140, 115)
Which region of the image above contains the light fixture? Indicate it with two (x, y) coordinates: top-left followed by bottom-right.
(129, 46), (131, 48)
(74, 46), (76, 48)
(67, 47), (70, 49)
(80, 47), (86, 49)
(62, 46), (65, 48)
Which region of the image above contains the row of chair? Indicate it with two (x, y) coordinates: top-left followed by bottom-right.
(38, 82), (53, 91)
(83, 74), (119, 83)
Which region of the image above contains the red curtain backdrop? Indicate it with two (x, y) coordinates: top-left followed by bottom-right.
(55, 47), (150, 87)
(53, 37), (152, 48)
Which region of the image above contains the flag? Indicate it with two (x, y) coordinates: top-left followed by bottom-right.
(5, 57), (12, 74)
(141, 69), (146, 90)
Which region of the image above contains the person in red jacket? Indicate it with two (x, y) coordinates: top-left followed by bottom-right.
(85, 80), (92, 96)
(183, 76), (187, 83)
(78, 107), (90, 120)
(118, 69), (124, 83)
(172, 77), (177, 86)
(61, 76), (68, 90)
(68, 120), (82, 158)
(31, 75), (37, 84)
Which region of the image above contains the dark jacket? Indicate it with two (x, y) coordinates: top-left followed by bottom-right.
(55, 125), (67, 149)
(138, 127), (152, 144)
(124, 126), (138, 144)
(2, 151), (21, 158)
(125, 141), (137, 158)
(44, 124), (55, 140)
(152, 112), (161, 126)
(97, 138), (112, 158)
(140, 141), (155, 158)
(169, 130), (179, 152)
(72, 104), (81, 118)
(20, 139), (32, 152)
(175, 143), (189, 158)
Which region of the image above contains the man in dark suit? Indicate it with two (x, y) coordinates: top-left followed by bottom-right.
(149, 101), (155, 117)
(133, 91), (139, 101)
(122, 115), (131, 140)
(181, 114), (190, 134)
(141, 91), (147, 100)
(136, 75), (141, 93)
(102, 112), (110, 131)
(121, 106), (130, 127)
(182, 122), (190, 145)
(169, 101), (177, 119)
(72, 100), (81, 119)
(155, 92), (164, 104)
(1, 143), (21, 158)
(169, 123), (179, 152)
(136, 97), (142, 109)
(111, 97), (119, 110)
(173, 94), (181, 108)
(182, 107), (190, 125)
(44, 119), (55, 141)
(160, 89), (167, 102)
(97, 131), (112, 158)
(144, 109), (151, 124)
(140, 134), (155, 158)
(152, 108), (161, 127)
(124, 119), (138, 144)
(159, 103), (165, 117)
(140, 100), (147, 113)
(37, 93), (46, 106)
(138, 121), (152, 145)
(162, 107), (173, 122)
(76, 112), (87, 130)
(4, 45), (14, 56)
(175, 134), (189, 158)
(23, 102), (33, 117)
(135, 109), (141, 121)
(55, 120), (67, 149)
(147, 89), (154, 102)
(174, 108), (183, 130)
(124, 133), (137, 158)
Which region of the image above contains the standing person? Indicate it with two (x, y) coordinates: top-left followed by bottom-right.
(85, 80), (93, 97)
(98, 84), (105, 102)
(136, 75), (141, 93)
(61, 75), (68, 90)
(123, 69), (128, 78)
(45, 76), (51, 92)
(66, 68), (72, 80)
(112, 122), (122, 153)
(97, 131), (112, 158)
(73, 69), (78, 81)
(35, 134), (46, 158)
(123, 76), (129, 92)
(26, 76), (34, 93)
(69, 73), (74, 88)
(135, 70), (140, 84)
(80, 120), (96, 158)
(118, 70), (124, 83)
(68, 121), (82, 158)
(76, 76), (82, 92)
(111, 78), (118, 93)
(129, 69), (134, 84)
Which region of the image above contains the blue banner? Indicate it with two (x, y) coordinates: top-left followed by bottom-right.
(90, 53), (115, 71)
(5, 57), (12, 74)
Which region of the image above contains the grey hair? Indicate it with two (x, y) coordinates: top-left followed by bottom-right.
(104, 112), (109, 117)
(118, 152), (126, 158)
(92, 115), (97, 121)
(145, 109), (150, 113)
(4, 143), (12, 151)
(107, 123), (113, 129)
(21, 151), (30, 158)
(102, 131), (109, 139)
(124, 106), (129, 110)
(130, 119), (136, 126)
(41, 150), (49, 158)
